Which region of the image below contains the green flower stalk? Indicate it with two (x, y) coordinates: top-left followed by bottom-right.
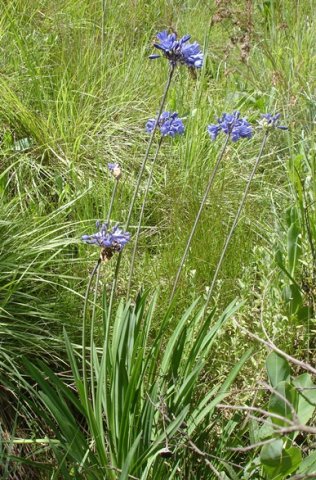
(127, 137), (163, 297)
(169, 111), (253, 303)
(81, 163), (124, 405)
(169, 134), (230, 303)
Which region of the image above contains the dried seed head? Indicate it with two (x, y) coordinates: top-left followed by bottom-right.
(159, 447), (173, 458)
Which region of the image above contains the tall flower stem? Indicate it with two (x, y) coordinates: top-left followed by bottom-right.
(169, 134), (231, 303)
(89, 264), (101, 411)
(82, 258), (101, 402)
(126, 65), (175, 230)
(106, 179), (119, 224)
(204, 131), (269, 309)
(127, 137), (164, 297)
(107, 64), (175, 319)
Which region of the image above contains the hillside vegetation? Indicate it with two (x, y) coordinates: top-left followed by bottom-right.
(0, 1), (315, 478)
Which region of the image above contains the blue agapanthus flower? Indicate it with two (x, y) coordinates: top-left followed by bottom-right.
(208, 111), (253, 142)
(82, 221), (130, 260)
(146, 111), (185, 137)
(260, 113), (288, 130)
(149, 30), (203, 69)
(181, 41), (204, 68)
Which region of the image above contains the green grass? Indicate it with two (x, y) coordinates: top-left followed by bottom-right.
(0, 0), (315, 478)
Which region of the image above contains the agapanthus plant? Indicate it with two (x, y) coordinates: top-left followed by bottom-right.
(149, 30), (203, 69)
(82, 221), (130, 262)
(146, 111), (185, 137)
(208, 111), (253, 142)
(204, 113), (287, 308)
(112, 30), (202, 302)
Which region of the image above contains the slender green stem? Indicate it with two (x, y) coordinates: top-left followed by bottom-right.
(84, 176), (118, 410)
(89, 264), (101, 411)
(82, 259), (101, 401)
(204, 131), (269, 309)
(169, 134), (231, 303)
(107, 64), (175, 319)
(127, 137), (164, 297)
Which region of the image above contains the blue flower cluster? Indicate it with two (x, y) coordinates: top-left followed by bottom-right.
(82, 221), (130, 260)
(208, 111), (253, 142)
(146, 111), (185, 137)
(260, 113), (288, 130)
(149, 30), (203, 69)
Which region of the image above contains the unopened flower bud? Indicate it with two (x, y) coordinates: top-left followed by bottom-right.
(108, 163), (122, 180)
(259, 113), (288, 130)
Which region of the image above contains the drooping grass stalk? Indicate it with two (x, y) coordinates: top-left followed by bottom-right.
(82, 258), (101, 403)
(169, 133), (231, 303)
(107, 64), (175, 318)
(127, 137), (164, 297)
(100, 0), (106, 70)
(204, 130), (270, 309)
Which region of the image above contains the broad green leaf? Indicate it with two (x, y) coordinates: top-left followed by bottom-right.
(286, 206), (301, 276)
(268, 381), (298, 427)
(297, 450), (316, 474)
(256, 419), (275, 442)
(261, 439), (283, 467)
(266, 352), (290, 388)
(282, 284), (302, 315)
(261, 440), (302, 479)
(293, 373), (316, 425)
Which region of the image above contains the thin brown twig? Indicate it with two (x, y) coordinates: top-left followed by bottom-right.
(228, 437), (276, 452)
(217, 404), (293, 424)
(274, 424), (316, 435)
(247, 413), (279, 428)
(218, 403), (316, 437)
(233, 320), (316, 376)
(186, 439), (225, 479)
